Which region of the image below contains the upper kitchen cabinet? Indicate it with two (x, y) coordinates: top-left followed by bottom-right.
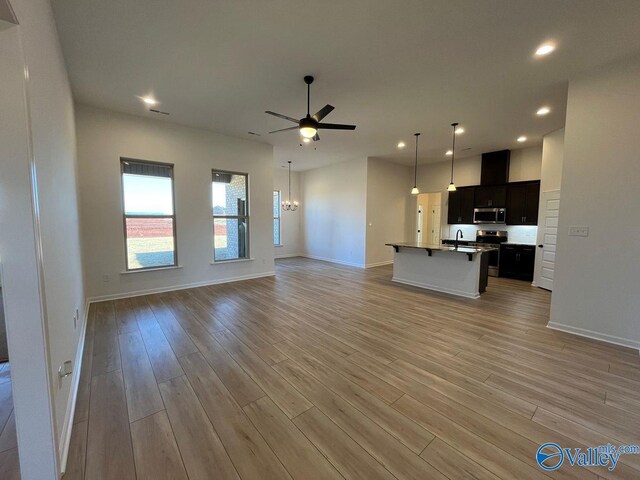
(447, 187), (475, 224)
(506, 181), (540, 225)
(474, 185), (507, 208)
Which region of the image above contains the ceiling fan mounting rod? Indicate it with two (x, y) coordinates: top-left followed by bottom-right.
(304, 75), (314, 116)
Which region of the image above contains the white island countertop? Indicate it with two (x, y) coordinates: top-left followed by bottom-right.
(385, 242), (495, 298)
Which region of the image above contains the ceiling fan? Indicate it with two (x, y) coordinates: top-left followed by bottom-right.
(265, 75), (356, 142)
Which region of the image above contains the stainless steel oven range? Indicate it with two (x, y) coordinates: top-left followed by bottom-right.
(471, 230), (508, 277)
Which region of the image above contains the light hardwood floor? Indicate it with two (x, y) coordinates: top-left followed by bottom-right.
(61, 257), (639, 480)
(0, 362), (19, 480)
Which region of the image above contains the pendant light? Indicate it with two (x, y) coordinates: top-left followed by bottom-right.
(282, 161), (299, 211)
(411, 133), (420, 195)
(447, 123), (458, 192)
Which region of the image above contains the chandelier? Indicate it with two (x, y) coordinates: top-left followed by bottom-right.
(282, 160), (299, 211)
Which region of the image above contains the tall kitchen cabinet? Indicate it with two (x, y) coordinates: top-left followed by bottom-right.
(447, 187), (474, 224)
(506, 181), (540, 225)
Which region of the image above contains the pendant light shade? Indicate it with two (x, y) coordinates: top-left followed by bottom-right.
(282, 161), (299, 211)
(448, 122), (458, 192)
(411, 133), (420, 195)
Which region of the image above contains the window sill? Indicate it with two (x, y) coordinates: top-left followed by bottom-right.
(210, 258), (255, 265)
(121, 265), (183, 274)
(275, 244), (284, 247)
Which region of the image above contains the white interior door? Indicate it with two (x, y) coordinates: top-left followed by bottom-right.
(535, 190), (560, 290)
(430, 206), (441, 244)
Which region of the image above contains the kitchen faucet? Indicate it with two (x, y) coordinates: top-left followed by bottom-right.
(455, 229), (464, 249)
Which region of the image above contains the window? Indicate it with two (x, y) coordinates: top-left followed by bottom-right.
(273, 190), (281, 246)
(121, 159), (177, 270)
(212, 170), (249, 261)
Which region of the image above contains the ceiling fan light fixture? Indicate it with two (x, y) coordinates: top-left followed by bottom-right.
(300, 126), (317, 138)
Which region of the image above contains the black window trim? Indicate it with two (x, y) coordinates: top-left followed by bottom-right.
(120, 157), (178, 272)
(212, 168), (250, 262)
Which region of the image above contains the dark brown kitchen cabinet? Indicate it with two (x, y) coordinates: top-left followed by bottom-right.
(499, 244), (536, 281)
(447, 187), (475, 224)
(506, 181), (540, 225)
(474, 185), (507, 208)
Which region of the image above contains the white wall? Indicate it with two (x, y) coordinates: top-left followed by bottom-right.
(300, 158), (367, 267)
(1, 0), (86, 476)
(365, 158), (412, 266)
(550, 56), (640, 349)
(76, 104), (275, 300)
(273, 168), (302, 258)
(539, 128), (565, 193)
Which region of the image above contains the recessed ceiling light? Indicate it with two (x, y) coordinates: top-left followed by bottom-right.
(445, 150), (453, 156)
(302, 138), (311, 143)
(535, 43), (556, 56)
(455, 127), (464, 134)
(517, 136), (527, 143)
(397, 141), (406, 149)
(142, 96), (158, 105)
(536, 106), (551, 116)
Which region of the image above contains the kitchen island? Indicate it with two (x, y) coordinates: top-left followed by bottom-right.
(385, 242), (496, 299)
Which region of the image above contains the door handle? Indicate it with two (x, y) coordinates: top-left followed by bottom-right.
(538, 245), (543, 248)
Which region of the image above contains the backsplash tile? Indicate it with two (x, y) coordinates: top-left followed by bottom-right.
(444, 224), (537, 245)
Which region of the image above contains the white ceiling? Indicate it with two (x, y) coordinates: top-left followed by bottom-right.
(52, 0), (640, 171)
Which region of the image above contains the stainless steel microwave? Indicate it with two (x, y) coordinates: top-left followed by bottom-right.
(473, 207), (506, 224)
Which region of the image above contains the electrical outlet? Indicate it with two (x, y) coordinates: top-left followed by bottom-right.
(568, 226), (589, 237)
(102, 274), (110, 283)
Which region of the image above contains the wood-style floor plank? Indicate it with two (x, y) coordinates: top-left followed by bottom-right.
(0, 410), (16, 453)
(67, 258), (640, 480)
(0, 448), (20, 480)
(118, 331), (164, 423)
(293, 407), (397, 480)
(130, 411), (188, 480)
(243, 396), (343, 480)
(63, 420), (87, 480)
(85, 370), (136, 480)
(420, 438), (501, 480)
(129, 295), (184, 383)
(274, 359), (449, 480)
(159, 375), (239, 480)
(178, 352), (292, 480)
(91, 302), (120, 376)
(145, 294), (198, 358)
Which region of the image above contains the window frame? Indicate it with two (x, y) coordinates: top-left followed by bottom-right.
(120, 157), (178, 272)
(273, 190), (282, 246)
(211, 169), (250, 262)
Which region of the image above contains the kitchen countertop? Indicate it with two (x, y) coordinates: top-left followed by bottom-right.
(385, 242), (498, 254)
(502, 242), (536, 247)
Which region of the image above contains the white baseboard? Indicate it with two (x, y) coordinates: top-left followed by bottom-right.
(391, 277), (480, 299)
(58, 298), (90, 474)
(547, 322), (640, 352)
(87, 271), (276, 303)
(365, 260), (393, 268)
(274, 253), (304, 259)
(301, 254), (365, 269)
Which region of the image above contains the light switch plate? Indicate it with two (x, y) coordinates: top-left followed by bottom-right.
(568, 226), (589, 237)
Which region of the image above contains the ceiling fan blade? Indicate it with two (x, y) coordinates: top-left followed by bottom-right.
(312, 104), (334, 122)
(269, 126), (299, 134)
(317, 123), (356, 130)
(265, 111), (299, 123)
(312, 133), (320, 141)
